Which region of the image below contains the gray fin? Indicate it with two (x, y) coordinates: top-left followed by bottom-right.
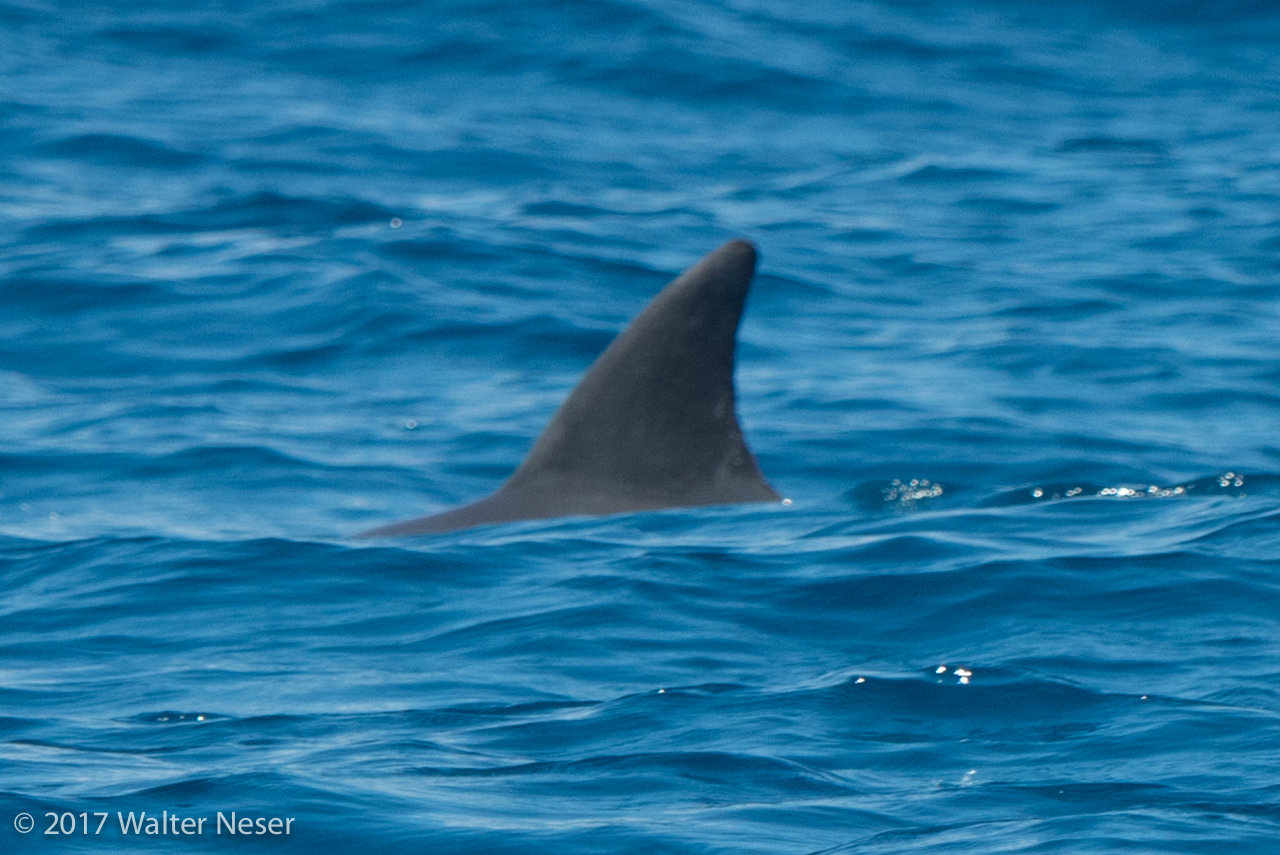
(357, 239), (779, 537)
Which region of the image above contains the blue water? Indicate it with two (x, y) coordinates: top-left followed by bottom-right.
(4, 1), (1280, 852)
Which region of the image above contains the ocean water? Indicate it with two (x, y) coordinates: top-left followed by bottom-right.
(4, 0), (1280, 852)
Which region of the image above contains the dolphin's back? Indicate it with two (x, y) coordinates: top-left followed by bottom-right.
(359, 240), (778, 537)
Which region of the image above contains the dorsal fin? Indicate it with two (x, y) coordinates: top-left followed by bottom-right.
(358, 239), (779, 537)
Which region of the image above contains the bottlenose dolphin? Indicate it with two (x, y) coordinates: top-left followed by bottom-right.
(358, 239), (780, 537)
